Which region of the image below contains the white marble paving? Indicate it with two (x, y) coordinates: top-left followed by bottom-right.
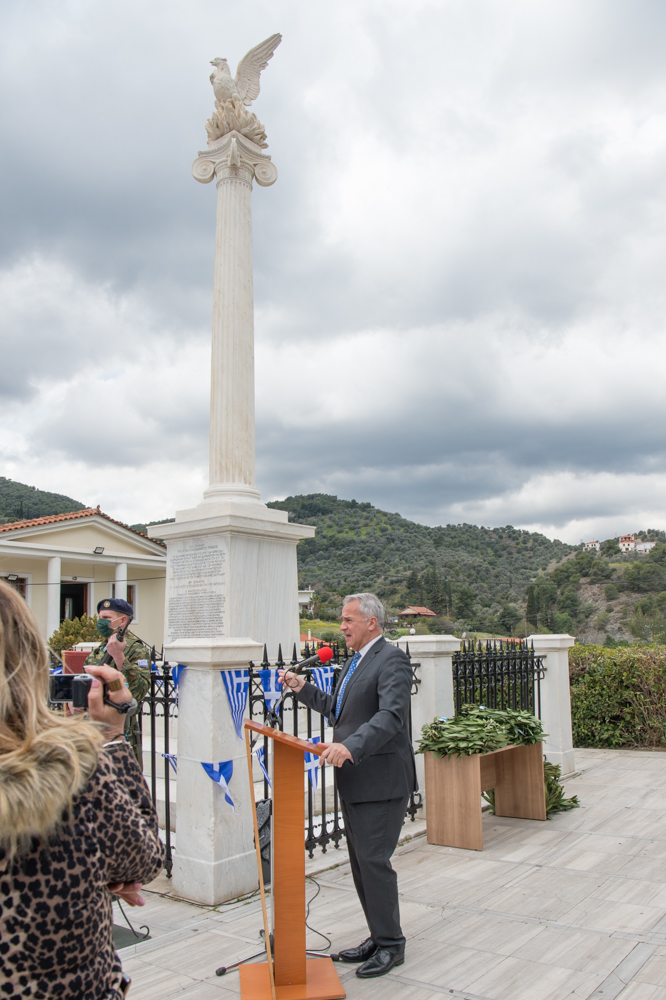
(118, 748), (666, 999)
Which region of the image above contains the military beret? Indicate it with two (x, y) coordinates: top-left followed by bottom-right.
(97, 598), (134, 617)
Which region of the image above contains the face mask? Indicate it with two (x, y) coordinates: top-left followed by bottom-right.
(96, 618), (115, 639)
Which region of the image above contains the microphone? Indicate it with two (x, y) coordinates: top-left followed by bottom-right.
(265, 646), (335, 728)
(294, 646), (335, 669)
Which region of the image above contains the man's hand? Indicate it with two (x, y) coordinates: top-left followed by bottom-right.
(106, 632), (127, 670)
(85, 663), (132, 735)
(277, 668), (305, 693)
(319, 742), (353, 768)
(108, 881), (145, 906)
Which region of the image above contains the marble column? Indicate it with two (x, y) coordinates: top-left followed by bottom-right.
(529, 634), (576, 777)
(150, 69), (314, 903)
(114, 562), (128, 602)
(46, 556), (61, 638)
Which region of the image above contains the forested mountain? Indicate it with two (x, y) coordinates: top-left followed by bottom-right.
(267, 494), (573, 629)
(0, 478), (86, 523)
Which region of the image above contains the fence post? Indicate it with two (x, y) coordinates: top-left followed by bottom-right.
(165, 636), (264, 905)
(528, 634), (576, 777)
(397, 635), (460, 815)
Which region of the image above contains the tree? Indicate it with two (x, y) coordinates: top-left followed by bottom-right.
(525, 585), (538, 630)
(455, 586), (477, 620)
(626, 561), (666, 593)
(423, 567), (445, 614)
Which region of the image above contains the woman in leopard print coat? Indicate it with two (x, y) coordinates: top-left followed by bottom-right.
(0, 580), (164, 999)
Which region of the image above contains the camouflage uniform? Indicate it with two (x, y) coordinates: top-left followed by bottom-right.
(84, 632), (151, 763)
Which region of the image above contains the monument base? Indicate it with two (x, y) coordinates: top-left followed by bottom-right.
(152, 499), (315, 658)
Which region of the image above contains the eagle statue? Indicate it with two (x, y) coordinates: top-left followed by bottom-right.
(210, 34), (282, 108)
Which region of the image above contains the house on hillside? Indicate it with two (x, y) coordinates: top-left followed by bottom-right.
(0, 508), (166, 647)
(399, 606), (437, 618)
(636, 540), (657, 554)
(583, 541), (600, 552)
(619, 534), (636, 553)
(298, 587), (315, 614)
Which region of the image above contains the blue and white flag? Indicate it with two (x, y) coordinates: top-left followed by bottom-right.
(201, 760), (236, 812)
(304, 737), (321, 789)
(162, 753), (178, 774)
(255, 745), (271, 787)
(221, 669), (250, 739)
(172, 664), (187, 688)
(311, 665), (334, 695)
(258, 668), (281, 713)
(50, 665), (63, 675)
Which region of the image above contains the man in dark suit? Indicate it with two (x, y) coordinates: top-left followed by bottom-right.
(280, 592), (416, 978)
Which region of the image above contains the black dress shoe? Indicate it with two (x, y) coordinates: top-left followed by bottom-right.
(336, 938), (377, 963)
(356, 947), (405, 978)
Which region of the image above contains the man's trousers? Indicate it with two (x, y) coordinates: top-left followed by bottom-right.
(341, 796), (409, 952)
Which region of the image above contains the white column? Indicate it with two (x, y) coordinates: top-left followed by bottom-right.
(46, 557), (61, 639)
(528, 634), (576, 777)
(397, 635), (460, 813)
(115, 563), (128, 602)
(192, 131), (277, 504)
(166, 637), (264, 905)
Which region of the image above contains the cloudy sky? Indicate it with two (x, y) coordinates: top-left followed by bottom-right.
(2, 0), (666, 543)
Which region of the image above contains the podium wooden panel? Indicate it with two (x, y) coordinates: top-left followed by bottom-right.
(242, 720), (345, 1000)
(424, 742), (546, 851)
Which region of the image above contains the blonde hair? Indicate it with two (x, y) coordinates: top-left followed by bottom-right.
(0, 579), (102, 856)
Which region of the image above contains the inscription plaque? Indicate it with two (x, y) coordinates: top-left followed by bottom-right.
(166, 535), (227, 641)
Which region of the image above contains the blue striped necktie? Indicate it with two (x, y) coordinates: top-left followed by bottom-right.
(335, 651), (361, 719)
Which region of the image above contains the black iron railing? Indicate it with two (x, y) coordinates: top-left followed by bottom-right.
(140, 661), (177, 877)
(452, 638), (545, 717)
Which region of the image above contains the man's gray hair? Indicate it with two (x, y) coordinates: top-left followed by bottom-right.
(343, 592), (385, 629)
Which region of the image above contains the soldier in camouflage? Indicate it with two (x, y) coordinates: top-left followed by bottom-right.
(85, 597), (151, 763)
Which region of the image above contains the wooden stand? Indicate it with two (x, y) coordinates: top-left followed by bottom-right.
(424, 742), (546, 851)
(242, 720), (346, 1000)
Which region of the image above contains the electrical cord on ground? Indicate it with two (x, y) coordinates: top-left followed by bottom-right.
(304, 876), (332, 951)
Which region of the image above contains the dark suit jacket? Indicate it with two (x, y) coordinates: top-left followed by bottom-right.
(295, 636), (417, 803)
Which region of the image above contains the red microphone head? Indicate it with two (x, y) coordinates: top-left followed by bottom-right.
(317, 646), (334, 664)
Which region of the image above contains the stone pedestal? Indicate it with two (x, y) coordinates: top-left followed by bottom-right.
(397, 635), (460, 811)
(529, 634), (576, 777)
(165, 638), (263, 904)
(156, 501), (313, 658)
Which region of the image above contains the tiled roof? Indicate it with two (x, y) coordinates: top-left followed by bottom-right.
(398, 606), (437, 616)
(0, 507), (166, 547)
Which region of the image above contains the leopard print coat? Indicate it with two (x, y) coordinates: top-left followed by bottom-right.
(0, 740), (163, 999)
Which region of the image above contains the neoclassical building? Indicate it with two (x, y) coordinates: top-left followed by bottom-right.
(0, 508), (166, 648)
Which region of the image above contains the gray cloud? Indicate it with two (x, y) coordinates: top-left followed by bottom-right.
(2, 0), (666, 541)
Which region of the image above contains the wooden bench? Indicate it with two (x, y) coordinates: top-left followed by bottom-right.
(424, 742), (546, 851)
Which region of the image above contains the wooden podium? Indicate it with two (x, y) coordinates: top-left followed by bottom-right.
(241, 720), (345, 1000)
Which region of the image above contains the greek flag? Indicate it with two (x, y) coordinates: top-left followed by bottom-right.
(162, 753), (178, 774)
(50, 666), (63, 675)
(201, 760), (236, 812)
(172, 664), (187, 688)
(304, 737), (321, 789)
(258, 668), (282, 713)
(311, 665), (334, 694)
(221, 669), (249, 739)
(255, 745), (271, 787)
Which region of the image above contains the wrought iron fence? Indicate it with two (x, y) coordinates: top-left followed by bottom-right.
(140, 661), (177, 878)
(452, 638), (545, 717)
(141, 641), (421, 876)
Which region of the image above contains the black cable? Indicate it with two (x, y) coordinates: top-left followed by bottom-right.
(305, 876), (332, 950)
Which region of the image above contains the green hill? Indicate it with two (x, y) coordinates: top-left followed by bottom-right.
(0, 477), (87, 523)
(267, 494), (574, 629)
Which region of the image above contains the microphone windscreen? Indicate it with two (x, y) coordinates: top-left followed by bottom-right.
(317, 646), (334, 664)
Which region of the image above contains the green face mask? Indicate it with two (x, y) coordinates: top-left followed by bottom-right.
(96, 618), (115, 639)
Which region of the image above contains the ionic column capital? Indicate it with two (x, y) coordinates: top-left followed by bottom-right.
(192, 131), (278, 188)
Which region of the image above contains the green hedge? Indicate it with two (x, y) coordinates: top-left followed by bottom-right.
(570, 644), (666, 748)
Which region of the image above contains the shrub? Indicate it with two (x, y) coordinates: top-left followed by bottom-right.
(569, 644), (666, 747)
(605, 583), (619, 601)
(626, 561), (666, 593)
(48, 614), (99, 655)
